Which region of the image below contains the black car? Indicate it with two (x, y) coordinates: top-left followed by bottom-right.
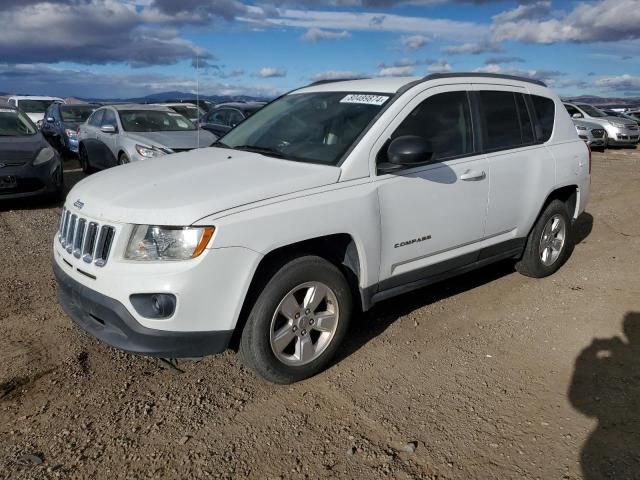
(0, 103), (63, 201)
(199, 102), (265, 137)
(41, 103), (96, 157)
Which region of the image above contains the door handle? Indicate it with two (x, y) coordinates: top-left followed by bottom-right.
(460, 169), (486, 181)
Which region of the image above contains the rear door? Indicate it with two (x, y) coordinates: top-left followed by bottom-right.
(475, 86), (555, 241)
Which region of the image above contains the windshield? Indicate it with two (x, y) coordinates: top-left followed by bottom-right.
(118, 110), (196, 132)
(60, 105), (95, 123)
(220, 92), (390, 165)
(169, 105), (201, 119)
(18, 99), (59, 114)
(578, 104), (607, 118)
(0, 109), (37, 136)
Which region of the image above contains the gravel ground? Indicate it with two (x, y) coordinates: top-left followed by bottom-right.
(1, 149), (639, 480)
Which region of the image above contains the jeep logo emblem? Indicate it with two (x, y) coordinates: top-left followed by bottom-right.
(74, 199), (84, 209)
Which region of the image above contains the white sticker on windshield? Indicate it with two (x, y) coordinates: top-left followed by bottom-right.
(168, 112), (182, 116)
(0, 109), (14, 113)
(340, 94), (389, 106)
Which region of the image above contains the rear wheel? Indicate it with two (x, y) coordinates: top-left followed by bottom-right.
(239, 255), (352, 384)
(516, 199), (574, 278)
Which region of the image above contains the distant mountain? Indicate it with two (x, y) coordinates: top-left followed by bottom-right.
(562, 95), (640, 109)
(83, 91), (271, 104)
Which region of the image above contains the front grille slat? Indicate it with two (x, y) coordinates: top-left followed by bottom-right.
(57, 209), (115, 268)
(94, 226), (115, 267)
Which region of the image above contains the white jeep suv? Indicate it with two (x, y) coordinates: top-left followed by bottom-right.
(54, 73), (590, 383)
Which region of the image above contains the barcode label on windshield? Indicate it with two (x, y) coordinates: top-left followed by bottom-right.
(340, 94), (389, 106)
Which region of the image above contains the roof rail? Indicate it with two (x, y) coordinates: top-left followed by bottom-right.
(307, 77), (370, 87)
(421, 72), (547, 87)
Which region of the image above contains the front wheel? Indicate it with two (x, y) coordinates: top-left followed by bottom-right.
(516, 199), (575, 278)
(239, 255), (353, 384)
(79, 145), (91, 173)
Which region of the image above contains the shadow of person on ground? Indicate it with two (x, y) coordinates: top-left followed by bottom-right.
(569, 312), (640, 479)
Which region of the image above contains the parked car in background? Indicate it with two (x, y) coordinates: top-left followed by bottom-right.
(7, 96), (64, 124)
(41, 103), (96, 157)
(77, 104), (216, 172)
(572, 118), (606, 150)
(156, 102), (205, 124)
(0, 103), (63, 200)
(601, 109), (640, 129)
(55, 73), (590, 383)
(563, 102), (638, 147)
(625, 111), (640, 122)
(162, 99), (215, 114)
(200, 101), (265, 137)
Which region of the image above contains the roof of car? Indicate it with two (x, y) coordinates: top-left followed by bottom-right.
(156, 102), (201, 108)
(107, 103), (173, 112)
(7, 95), (64, 101)
(213, 101), (266, 110)
(297, 73), (548, 95)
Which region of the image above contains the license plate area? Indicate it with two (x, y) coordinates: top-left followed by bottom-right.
(0, 176), (17, 189)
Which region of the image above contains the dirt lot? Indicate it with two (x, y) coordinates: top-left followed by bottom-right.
(1, 148), (639, 480)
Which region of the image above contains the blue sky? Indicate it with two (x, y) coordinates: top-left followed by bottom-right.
(0, 0), (639, 99)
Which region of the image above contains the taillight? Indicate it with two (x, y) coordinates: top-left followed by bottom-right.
(587, 143), (592, 174)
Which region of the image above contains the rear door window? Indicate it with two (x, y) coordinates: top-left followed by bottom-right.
(88, 109), (104, 127)
(515, 94), (535, 144)
(478, 91), (523, 151)
(531, 96), (556, 141)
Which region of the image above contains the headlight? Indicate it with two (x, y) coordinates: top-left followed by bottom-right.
(135, 144), (166, 158)
(608, 120), (626, 128)
(65, 128), (78, 138)
(33, 146), (55, 165)
(125, 225), (214, 261)
(576, 125), (587, 130)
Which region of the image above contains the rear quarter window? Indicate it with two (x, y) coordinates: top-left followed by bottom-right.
(530, 95), (555, 142)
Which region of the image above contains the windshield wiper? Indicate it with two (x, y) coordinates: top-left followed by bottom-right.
(232, 145), (291, 159)
(212, 140), (231, 149)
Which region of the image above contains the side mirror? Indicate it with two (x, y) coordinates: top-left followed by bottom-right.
(378, 135), (433, 173)
(100, 124), (116, 134)
(572, 113), (583, 119)
(46, 117), (55, 123)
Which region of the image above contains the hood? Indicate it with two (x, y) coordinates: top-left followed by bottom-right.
(67, 147), (341, 225)
(0, 133), (48, 165)
(603, 116), (637, 128)
(125, 129), (216, 150)
(573, 119), (603, 130)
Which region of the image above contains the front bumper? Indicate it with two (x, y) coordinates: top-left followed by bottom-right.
(54, 262), (233, 357)
(0, 158), (62, 200)
(606, 125), (639, 145)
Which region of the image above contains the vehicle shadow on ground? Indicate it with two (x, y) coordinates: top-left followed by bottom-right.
(0, 163), (86, 212)
(335, 211), (595, 366)
(568, 312), (640, 479)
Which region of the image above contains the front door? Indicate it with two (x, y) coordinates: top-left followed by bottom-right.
(374, 86), (489, 290)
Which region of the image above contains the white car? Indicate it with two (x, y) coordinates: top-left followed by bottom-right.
(53, 73), (590, 383)
(7, 95), (64, 124)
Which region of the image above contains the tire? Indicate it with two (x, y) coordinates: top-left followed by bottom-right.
(515, 199), (575, 278)
(239, 255), (353, 384)
(118, 153), (130, 165)
(79, 145), (91, 173)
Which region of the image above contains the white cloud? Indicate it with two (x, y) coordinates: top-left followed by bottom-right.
(426, 59), (451, 73)
(242, 6), (487, 40)
(492, 1), (551, 24)
(492, 0), (640, 44)
(443, 38), (503, 55)
(309, 70), (365, 81)
(378, 65), (415, 77)
(595, 74), (640, 92)
(401, 34), (429, 50)
(301, 27), (350, 42)
(257, 66), (287, 78)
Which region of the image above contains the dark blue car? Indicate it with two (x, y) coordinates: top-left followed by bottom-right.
(41, 103), (96, 157)
(0, 103), (63, 201)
